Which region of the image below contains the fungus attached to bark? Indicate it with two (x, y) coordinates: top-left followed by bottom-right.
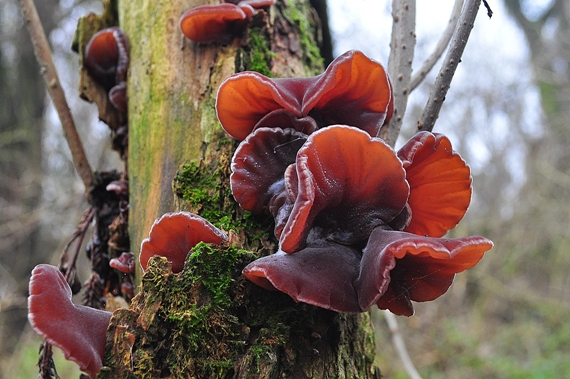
(28, 264), (111, 378)
(179, 0), (274, 44)
(84, 27), (129, 112)
(279, 125), (409, 253)
(216, 50), (393, 140)
(139, 212), (227, 273)
(109, 251), (135, 274)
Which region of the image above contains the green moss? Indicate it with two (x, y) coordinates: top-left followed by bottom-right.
(239, 26), (276, 76)
(283, 1), (324, 75)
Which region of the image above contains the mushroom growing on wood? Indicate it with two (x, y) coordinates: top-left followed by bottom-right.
(28, 264), (111, 378)
(139, 212), (228, 273)
(238, 125), (492, 315)
(84, 27), (129, 112)
(179, 0), (274, 44)
(216, 50), (393, 140)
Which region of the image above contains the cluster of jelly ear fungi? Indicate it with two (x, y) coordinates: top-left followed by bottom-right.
(26, 48), (492, 377)
(218, 49), (493, 316)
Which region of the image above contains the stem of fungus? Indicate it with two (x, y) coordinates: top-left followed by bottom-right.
(417, 0), (482, 132)
(379, 0), (416, 147)
(18, 0), (94, 191)
(383, 310), (423, 379)
(409, 0), (464, 91)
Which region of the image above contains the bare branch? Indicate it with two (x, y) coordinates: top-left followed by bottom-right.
(379, 0), (417, 147)
(384, 310), (423, 379)
(417, 0), (483, 132)
(18, 0), (94, 191)
(409, 0), (464, 91)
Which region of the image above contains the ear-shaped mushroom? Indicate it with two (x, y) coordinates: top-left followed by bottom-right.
(216, 50), (393, 140)
(279, 125), (409, 253)
(28, 264), (112, 378)
(179, 0), (274, 44)
(179, 4), (250, 44)
(84, 27), (129, 112)
(109, 251), (135, 274)
(231, 127), (307, 213)
(243, 244), (362, 312)
(356, 227), (493, 316)
(139, 212), (227, 273)
(397, 132), (472, 237)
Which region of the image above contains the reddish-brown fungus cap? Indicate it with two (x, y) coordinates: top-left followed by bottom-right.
(28, 264), (112, 378)
(356, 228), (493, 316)
(109, 251), (135, 274)
(398, 132), (472, 237)
(85, 27), (129, 89)
(243, 245), (362, 312)
(216, 50), (392, 140)
(230, 127), (307, 213)
(139, 212), (227, 273)
(280, 125), (409, 253)
(179, 4), (249, 44)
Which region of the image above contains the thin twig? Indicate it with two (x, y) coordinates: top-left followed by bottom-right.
(409, 0), (464, 91)
(379, 0), (417, 147)
(19, 0), (94, 191)
(417, 0), (482, 132)
(383, 310), (423, 379)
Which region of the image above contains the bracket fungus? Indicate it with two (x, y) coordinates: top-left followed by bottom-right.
(139, 212), (228, 273)
(216, 50), (394, 140)
(179, 0), (274, 44)
(84, 27), (129, 112)
(237, 125), (493, 315)
(28, 264), (112, 378)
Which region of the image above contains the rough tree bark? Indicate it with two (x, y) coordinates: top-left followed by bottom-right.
(76, 0), (380, 377)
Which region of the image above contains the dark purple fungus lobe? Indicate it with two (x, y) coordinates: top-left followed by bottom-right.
(397, 131), (472, 237)
(139, 212), (227, 273)
(28, 264), (111, 378)
(84, 27), (129, 112)
(279, 125), (409, 253)
(216, 50), (393, 140)
(356, 228), (493, 316)
(109, 251), (135, 274)
(230, 127), (307, 213)
(243, 244), (362, 312)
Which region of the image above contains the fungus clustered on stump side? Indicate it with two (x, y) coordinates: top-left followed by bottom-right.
(27, 49), (493, 378)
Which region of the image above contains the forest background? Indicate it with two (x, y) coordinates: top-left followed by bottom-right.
(1, 0), (569, 377)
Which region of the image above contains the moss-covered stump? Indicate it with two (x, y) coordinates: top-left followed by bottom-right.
(99, 244), (380, 379)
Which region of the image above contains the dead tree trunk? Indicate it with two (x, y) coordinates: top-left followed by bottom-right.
(95, 0), (380, 377)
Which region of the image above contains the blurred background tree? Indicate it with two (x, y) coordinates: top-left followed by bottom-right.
(1, 0), (569, 377)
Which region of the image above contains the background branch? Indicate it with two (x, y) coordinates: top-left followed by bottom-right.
(409, 0), (464, 91)
(379, 0), (417, 147)
(18, 0), (94, 191)
(384, 310), (423, 379)
(417, 0), (482, 132)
